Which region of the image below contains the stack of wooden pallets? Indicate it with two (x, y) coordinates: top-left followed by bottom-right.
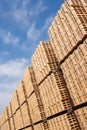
(0, 0), (87, 129)
(48, 0), (87, 63)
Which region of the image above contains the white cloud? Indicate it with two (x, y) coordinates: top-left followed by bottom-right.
(0, 0), (48, 32)
(0, 0), (30, 27)
(12, 7), (29, 27)
(0, 58), (29, 113)
(0, 0), (31, 27)
(27, 23), (40, 41)
(29, 1), (48, 16)
(0, 30), (20, 45)
(11, 0), (47, 27)
(42, 16), (54, 31)
(0, 82), (18, 93)
(2, 51), (9, 55)
(27, 15), (53, 42)
(21, 0), (31, 8)
(3, 32), (20, 45)
(0, 91), (12, 113)
(0, 58), (28, 77)
(0, 51), (9, 56)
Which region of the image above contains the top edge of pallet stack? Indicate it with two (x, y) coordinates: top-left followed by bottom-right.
(48, 0), (87, 63)
(65, 0), (87, 6)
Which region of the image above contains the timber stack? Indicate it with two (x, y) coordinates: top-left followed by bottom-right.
(0, 0), (87, 129)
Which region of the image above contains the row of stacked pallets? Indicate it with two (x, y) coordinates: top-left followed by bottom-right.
(0, 0), (87, 129)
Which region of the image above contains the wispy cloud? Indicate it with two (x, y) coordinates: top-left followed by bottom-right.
(0, 14), (53, 52)
(0, 0), (49, 32)
(12, 0), (30, 27)
(0, 58), (29, 113)
(0, 0), (31, 27)
(0, 0), (49, 50)
(0, 51), (9, 56)
(0, 30), (20, 45)
(0, 58), (28, 77)
(42, 16), (54, 31)
(27, 23), (40, 41)
(10, 0), (47, 27)
(29, 1), (48, 16)
(3, 32), (20, 45)
(13, 9), (29, 26)
(21, 0), (31, 9)
(0, 91), (12, 113)
(26, 15), (53, 42)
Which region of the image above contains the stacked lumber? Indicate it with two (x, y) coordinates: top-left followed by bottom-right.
(32, 41), (59, 84)
(75, 106), (87, 129)
(23, 67), (34, 98)
(14, 109), (23, 130)
(31, 41), (80, 130)
(61, 39), (87, 106)
(0, 0), (87, 130)
(11, 91), (19, 114)
(48, 0), (87, 63)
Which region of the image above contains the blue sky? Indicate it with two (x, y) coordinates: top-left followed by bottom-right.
(0, 0), (64, 113)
